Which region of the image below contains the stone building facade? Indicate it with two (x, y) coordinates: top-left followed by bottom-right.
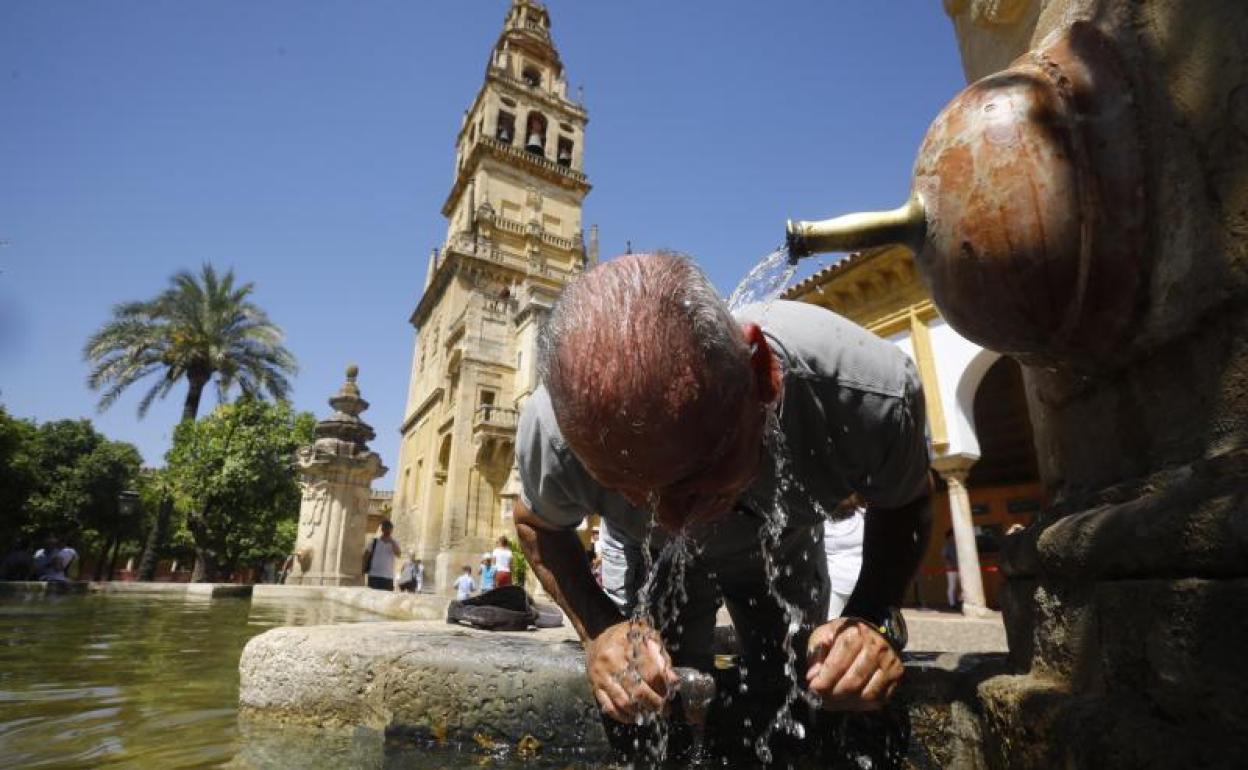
(392, 0), (593, 592)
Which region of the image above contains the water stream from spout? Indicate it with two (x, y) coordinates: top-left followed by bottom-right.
(748, 408), (825, 763)
(727, 245), (797, 313)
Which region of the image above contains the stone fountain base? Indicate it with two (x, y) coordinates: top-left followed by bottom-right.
(237, 617), (1012, 766)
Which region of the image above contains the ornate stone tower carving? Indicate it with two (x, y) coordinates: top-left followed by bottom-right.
(290, 365), (387, 586)
(393, 0), (591, 592)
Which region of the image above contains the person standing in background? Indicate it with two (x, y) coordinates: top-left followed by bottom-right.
(363, 519), (401, 591)
(398, 551), (420, 593)
(942, 529), (960, 611)
(453, 565), (476, 600)
(492, 536), (514, 587)
(479, 556), (497, 592)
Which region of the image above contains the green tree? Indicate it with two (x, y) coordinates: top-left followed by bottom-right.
(83, 264), (298, 579)
(0, 406), (39, 546)
(11, 418), (143, 574)
(164, 399), (314, 581)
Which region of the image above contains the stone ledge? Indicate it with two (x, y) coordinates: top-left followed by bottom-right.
(238, 617), (1010, 761)
(238, 620), (606, 755)
(0, 580), (91, 596)
(252, 584), (447, 620)
(95, 581), (252, 598)
(0, 580), (252, 598)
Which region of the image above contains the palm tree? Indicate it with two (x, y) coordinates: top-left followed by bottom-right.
(84, 264), (298, 580)
(86, 264), (297, 423)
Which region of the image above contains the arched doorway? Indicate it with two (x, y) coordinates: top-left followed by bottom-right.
(964, 356), (1044, 607)
(915, 353), (1043, 611)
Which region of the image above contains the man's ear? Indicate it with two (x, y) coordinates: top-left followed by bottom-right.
(742, 323), (782, 404)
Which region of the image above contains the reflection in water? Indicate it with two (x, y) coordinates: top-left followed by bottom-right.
(0, 593), (385, 769)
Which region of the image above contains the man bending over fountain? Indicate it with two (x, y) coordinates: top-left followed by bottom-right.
(514, 252), (931, 725)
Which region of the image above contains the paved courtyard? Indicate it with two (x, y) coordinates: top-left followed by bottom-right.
(902, 607), (1008, 653)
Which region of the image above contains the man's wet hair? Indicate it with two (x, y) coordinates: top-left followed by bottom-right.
(537, 252), (751, 453)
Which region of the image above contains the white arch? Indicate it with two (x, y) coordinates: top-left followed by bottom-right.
(950, 348), (1002, 461)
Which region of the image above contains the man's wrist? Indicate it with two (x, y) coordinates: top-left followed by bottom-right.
(582, 604), (627, 642)
(842, 607), (908, 653)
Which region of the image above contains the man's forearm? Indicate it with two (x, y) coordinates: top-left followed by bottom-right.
(514, 502), (624, 644)
(844, 478), (933, 619)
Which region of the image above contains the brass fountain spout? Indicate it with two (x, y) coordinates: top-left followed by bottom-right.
(781, 22), (1147, 367)
(785, 195), (926, 263)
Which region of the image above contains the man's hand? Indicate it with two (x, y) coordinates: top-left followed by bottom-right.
(806, 618), (903, 711)
(586, 619), (678, 723)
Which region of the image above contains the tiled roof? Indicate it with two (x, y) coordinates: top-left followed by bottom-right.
(782, 250), (871, 299)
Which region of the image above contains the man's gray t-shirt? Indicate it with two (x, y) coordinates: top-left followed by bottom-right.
(517, 300), (929, 558)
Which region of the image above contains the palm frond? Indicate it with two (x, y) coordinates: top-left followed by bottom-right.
(85, 261), (298, 421)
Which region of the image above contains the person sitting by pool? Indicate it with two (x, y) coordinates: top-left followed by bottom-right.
(33, 536), (76, 583)
(513, 252), (931, 724)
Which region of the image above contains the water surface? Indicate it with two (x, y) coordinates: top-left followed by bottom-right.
(0, 592), (386, 769)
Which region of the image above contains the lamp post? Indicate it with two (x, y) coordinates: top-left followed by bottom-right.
(111, 490), (140, 581)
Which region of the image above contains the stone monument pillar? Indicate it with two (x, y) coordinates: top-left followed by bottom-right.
(289, 365), (387, 586)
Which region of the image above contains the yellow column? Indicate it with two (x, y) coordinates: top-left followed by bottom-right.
(908, 306), (949, 453)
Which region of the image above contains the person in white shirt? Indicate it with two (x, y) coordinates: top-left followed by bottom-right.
(363, 520), (401, 590)
(491, 536), (514, 587)
(824, 502), (866, 620)
(398, 551), (419, 593)
(453, 566), (476, 601)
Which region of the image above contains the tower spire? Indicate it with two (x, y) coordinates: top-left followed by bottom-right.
(395, 2), (591, 591)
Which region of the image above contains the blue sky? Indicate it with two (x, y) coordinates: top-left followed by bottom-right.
(0, 1), (966, 485)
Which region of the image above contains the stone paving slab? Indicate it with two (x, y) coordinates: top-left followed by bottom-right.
(903, 608), (1009, 653)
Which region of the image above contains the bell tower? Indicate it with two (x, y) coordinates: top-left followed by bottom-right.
(393, 0), (592, 592)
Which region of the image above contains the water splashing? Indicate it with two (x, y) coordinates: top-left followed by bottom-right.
(727, 245), (797, 313)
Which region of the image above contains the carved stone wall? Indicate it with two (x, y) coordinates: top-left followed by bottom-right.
(938, 1), (1248, 765)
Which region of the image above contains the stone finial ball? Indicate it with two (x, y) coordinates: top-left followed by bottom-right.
(346, 364), (359, 380)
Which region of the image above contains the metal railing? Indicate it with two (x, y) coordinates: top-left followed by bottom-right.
(478, 136), (587, 183)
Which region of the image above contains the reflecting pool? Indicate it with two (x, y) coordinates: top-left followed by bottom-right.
(0, 592), (387, 769)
